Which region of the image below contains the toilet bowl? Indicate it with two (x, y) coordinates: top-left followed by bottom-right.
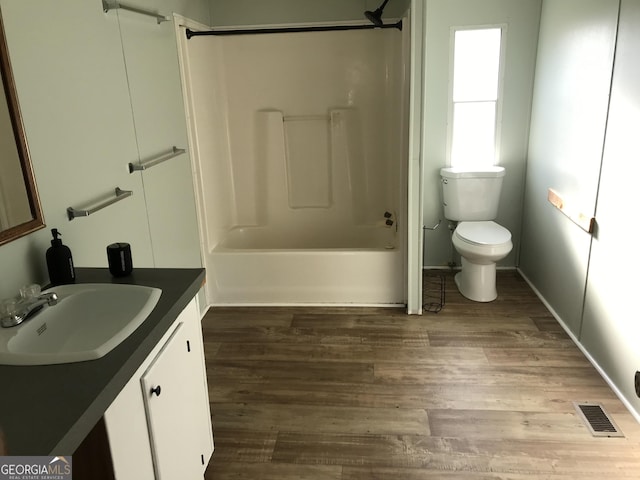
(452, 221), (512, 302)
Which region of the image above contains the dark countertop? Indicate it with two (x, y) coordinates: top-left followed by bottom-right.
(0, 267), (205, 456)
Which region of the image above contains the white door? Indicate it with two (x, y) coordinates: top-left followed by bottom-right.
(141, 318), (212, 479)
(580, 0), (640, 419)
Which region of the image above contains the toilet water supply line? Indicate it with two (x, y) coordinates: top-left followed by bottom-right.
(447, 221), (458, 268)
(422, 220), (448, 265)
(422, 219), (457, 269)
(424, 220), (441, 231)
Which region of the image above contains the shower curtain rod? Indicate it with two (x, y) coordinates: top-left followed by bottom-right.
(185, 20), (402, 39)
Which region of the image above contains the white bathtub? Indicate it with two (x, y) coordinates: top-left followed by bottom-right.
(209, 225), (404, 305)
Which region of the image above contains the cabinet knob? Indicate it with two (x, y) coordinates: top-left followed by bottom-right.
(150, 385), (162, 397)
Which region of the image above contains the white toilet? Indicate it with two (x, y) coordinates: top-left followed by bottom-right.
(440, 166), (513, 302)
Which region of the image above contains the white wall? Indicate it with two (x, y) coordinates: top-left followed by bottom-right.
(117, 2), (203, 267)
(520, 0), (619, 335)
(406, 0), (425, 313)
(421, 0), (541, 268)
(209, 0), (410, 26)
(0, 0), (209, 299)
(180, 31), (237, 254)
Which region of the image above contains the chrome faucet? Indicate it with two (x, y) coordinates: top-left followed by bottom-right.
(0, 292), (58, 328)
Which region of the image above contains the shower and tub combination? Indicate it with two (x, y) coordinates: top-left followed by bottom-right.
(181, 5), (409, 305)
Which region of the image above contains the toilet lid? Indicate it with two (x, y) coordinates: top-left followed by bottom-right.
(455, 221), (511, 246)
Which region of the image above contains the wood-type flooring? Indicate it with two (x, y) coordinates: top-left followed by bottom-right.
(202, 270), (640, 479)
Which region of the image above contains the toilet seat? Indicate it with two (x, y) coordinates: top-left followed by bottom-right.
(455, 221), (511, 246)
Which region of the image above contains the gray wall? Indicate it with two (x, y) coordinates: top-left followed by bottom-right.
(0, 0), (210, 299)
(421, 0), (541, 268)
(580, 0), (640, 420)
(520, 0), (618, 335)
(521, 0), (640, 419)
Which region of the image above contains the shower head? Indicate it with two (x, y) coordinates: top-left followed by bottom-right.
(364, 0), (390, 27)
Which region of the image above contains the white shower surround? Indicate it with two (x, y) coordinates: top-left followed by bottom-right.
(183, 23), (408, 305)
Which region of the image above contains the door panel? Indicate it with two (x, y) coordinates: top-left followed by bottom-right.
(141, 318), (211, 479)
(581, 0), (640, 417)
(520, 0), (619, 335)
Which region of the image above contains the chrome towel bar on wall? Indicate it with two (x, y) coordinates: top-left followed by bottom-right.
(129, 146), (186, 173)
(67, 187), (132, 221)
(102, 0), (170, 24)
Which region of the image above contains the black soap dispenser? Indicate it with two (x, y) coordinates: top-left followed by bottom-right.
(46, 228), (75, 285)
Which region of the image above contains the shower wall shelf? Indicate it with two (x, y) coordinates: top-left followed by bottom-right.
(128, 146), (186, 173)
(102, 0), (170, 24)
(67, 187), (132, 221)
(283, 114), (329, 122)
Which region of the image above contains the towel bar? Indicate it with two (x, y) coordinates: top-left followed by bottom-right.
(67, 187), (132, 221)
(129, 146), (186, 173)
(102, 0), (169, 24)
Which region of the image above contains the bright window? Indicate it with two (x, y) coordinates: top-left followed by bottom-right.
(450, 27), (503, 168)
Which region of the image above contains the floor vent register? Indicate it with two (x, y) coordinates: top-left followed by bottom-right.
(573, 402), (624, 437)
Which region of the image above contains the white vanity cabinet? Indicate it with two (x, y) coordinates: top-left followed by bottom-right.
(103, 297), (213, 479)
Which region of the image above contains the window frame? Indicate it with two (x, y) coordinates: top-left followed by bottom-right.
(446, 24), (507, 169)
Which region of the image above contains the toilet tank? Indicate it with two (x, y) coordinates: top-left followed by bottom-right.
(440, 166), (506, 221)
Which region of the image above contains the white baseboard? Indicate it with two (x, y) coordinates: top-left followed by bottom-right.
(209, 302), (405, 308)
(517, 268), (640, 424)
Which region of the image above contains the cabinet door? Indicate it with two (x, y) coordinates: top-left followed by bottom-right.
(141, 315), (212, 479)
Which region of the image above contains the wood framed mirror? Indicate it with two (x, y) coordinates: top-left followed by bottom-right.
(0, 11), (45, 246)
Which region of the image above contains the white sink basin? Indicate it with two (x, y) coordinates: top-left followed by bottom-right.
(0, 283), (161, 365)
